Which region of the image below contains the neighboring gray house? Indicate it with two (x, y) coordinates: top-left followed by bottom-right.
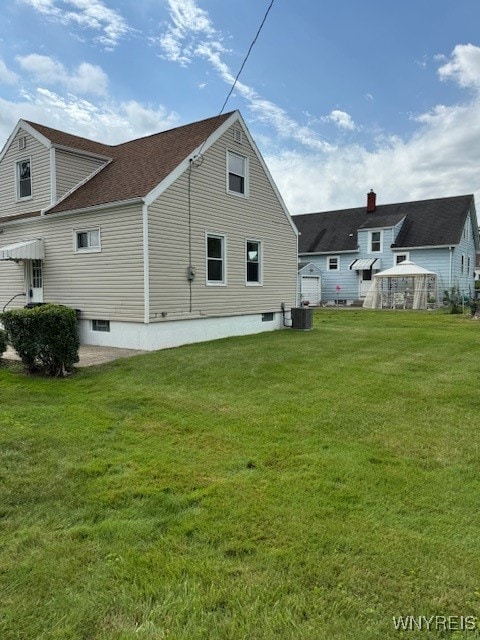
(293, 191), (479, 305)
(0, 111), (298, 349)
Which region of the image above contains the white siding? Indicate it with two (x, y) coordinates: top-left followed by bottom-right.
(147, 124), (297, 321)
(0, 128), (51, 218)
(0, 204), (145, 321)
(55, 149), (105, 201)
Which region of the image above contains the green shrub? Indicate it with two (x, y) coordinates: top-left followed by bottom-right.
(1, 304), (79, 376)
(0, 328), (7, 359)
(443, 287), (464, 314)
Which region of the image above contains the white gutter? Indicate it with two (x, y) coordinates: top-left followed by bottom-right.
(41, 197), (143, 219)
(142, 202), (150, 324)
(393, 244), (456, 250)
(299, 249), (358, 256)
(449, 246), (454, 289)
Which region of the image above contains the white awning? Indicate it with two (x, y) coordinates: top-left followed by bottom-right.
(350, 258), (380, 270)
(0, 239), (44, 261)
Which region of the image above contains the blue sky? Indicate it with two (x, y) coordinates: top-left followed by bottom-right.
(1, 0), (480, 214)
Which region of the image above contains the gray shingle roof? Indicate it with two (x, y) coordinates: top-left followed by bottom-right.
(294, 195), (475, 253)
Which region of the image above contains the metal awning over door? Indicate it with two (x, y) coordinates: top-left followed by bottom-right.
(0, 239), (44, 260)
(349, 258), (380, 270)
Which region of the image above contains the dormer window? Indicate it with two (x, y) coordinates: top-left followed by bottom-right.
(16, 159), (32, 199)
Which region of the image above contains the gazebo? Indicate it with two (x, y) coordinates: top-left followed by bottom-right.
(363, 260), (438, 310)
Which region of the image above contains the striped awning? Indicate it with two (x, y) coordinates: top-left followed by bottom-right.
(350, 258), (380, 270)
(0, 239), (44, 261)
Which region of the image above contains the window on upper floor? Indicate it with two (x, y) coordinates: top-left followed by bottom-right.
(327, 256), (339, 271)
(246, 240), (262, 285)
(227, 150), (248, 196)
(206, 233), (226, 284)
(16, 159), (32, 199)
(369, 231), (382, 252)
(74, 228), (101, 253)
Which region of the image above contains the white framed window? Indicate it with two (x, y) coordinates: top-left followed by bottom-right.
(16, 158), (32, 199)
(74, 228), (101, 253)
(246, 239), (262, 285)
(327, 256), (339, 271)
(461, 254), (465, 274)
(206, 233), (226, 285)
(227, 150), (248, 196)
(369, 230), (382, 253)
(468, 256), (471, 276)
(394, 252), (409, 265)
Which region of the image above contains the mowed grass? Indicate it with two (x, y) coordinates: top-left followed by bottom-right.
(1, 309), (480, 639)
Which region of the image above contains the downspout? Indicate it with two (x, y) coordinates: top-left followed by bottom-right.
(448, 245), (454, 290)
(142, 202), (150, 324)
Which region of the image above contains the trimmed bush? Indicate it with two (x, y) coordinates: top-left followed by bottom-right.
(1, 304), (79, 376)
(0, 328), (7, 360)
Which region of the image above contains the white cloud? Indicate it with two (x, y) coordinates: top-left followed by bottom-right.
(16, 54), (108, 96)
(159, 1), (332, 152)
(0, 90), (179, 145)
(267, 90), (480, 214)
(438, 43), (480, 89)
(158, 0), (216, 66)
(322, 109), (357, 131)
(156, 3), (480, 213)
(0, 59), (18, 85)
(18, 0), (130, 50)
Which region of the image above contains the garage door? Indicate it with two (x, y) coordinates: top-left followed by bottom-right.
(301, 276), (321, 305)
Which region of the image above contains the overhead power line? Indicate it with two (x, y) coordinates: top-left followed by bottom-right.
(219, 0), (276, 115)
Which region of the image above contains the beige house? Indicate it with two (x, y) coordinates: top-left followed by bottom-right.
(0, 111), (298, 350)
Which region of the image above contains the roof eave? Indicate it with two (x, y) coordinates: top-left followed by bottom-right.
(44, 197), (144, 218)
(299, 249), (359, 256)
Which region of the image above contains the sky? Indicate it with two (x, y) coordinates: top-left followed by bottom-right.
(1, 0), (480, 215)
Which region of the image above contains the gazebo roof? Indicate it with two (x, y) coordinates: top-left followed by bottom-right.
(374, 260), (436, 278)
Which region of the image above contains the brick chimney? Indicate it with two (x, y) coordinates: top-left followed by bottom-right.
(367, 189), (376, 212)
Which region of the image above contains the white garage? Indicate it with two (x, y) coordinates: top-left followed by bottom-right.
(298, 263), (322, 306)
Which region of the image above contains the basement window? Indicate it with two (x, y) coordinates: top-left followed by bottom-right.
(92, 319), (110, 332)
(262, 312), (274, 322)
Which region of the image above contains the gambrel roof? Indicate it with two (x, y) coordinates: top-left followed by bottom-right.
(294, 194), (477, 253)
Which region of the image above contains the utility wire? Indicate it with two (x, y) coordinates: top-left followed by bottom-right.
(219, 0), (276, 115)
(194, 0), (276, 160)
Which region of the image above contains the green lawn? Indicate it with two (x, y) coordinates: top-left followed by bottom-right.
(1, 309), (480, 639)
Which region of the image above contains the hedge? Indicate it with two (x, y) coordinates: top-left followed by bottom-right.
(1, 304), (79, 376)
(0, 328), (6, 360)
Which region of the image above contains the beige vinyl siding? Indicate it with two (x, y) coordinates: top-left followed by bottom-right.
(0, 204), (145, 321)
(147, 124), (297, 321)
(0, 129), (51, 218)
(0, 226), (26, 309)
(55, 149), (106, 201)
